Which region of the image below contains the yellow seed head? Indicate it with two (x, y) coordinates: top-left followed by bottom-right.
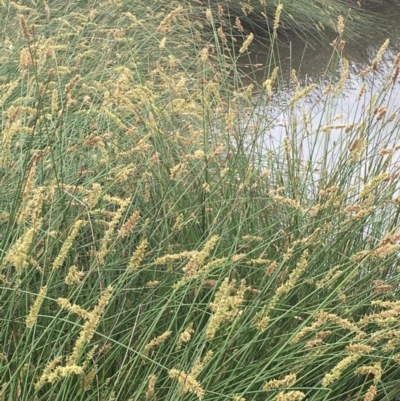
(363, 385), (377, 401)
(333, 58), (349, 97)
(273, 4), (283, 37)
(263, 373), (296, 391)
(68, 286), (113, 365)
(176, 323), (194, 350)
(145, 374), (157, 398)
(26, 286), (47, 329)
(53, 220), (85, 271)
(118, 210), (140, 238)
(65, 265), (84, 286)
(127, 239), (148, 272)
(355, 363), (382, 384)
(190, 350), (213, 378)
(35, 356), (63, 389)
(206, 278), (246, 340)
(321, 354), (361, 386)
(158, 6), (183, 33)
(159, 37), (167, 49)
(337, 15), (345, 34)
(168, 369), (204, 400)
(217, 26), (227, 43)
(372, 39), (390, 70)
(276, 391), (306, 401)
(57, 298), (91, 320)
(239, 33), (254, 53)
(144, 331), (172, 356)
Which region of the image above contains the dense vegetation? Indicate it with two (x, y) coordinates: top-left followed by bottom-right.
(1, 1), (400, 400)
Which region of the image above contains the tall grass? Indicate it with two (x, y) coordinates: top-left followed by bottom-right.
(1, 1), (400, 400)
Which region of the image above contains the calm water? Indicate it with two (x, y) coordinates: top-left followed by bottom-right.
(241, 4), (400, 89)
(238, 4), (400, 166)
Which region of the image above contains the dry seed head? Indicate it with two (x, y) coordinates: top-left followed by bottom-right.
(26, 286), (47, 329)
(372, 39), (389, 70)
(23, 160), (36, 200)
(98, 197), (131, 264)
(127, 238), (148, 272)
(356, 83), (367, 101)
(305, 338), (324, 348)
(337, 15), (345, 34)
(316, 311), (362, 334)
(82, 363), (98, 392)
(159, 37), (167, 49)
(144, 331), (172, 357)
(168, 368), (204, 400)
(349, 138), (367, 163)
(190, 350), (213, 378)
(379, 148), (394, 156)
(263, 67), (279, 95)
(158, 6), (183, 33)
(205, 8), (212, 21)
(57, 298), (91, 320)
(35, 356), (63, 389)
(2, 226), (37, 274)
(217, 26), (227, 43)
(172, 213), (184, 233)
(316, 331), (331, 339)
(290, 84), (317, 106)
(268, 250), (308, 311)
(52, 220), (85, 271)
(360, 66), (373, 77)
(359, 308), (400, 326)
(65, 265), (84, 286)
(394, 52), (400, 69)
(146, 280), (160, 288)
(170, 163), (184, 179)
(68, 286), (113, 365)
(355, 363), (382, 384)
(65, 75), (80, 94)
(266, 261), (278, 276)
(363, 385), (377, 401)
(145, 374), (157, 399)
(235, 17), (244, 32)
(276, 391), (306, 401)
(315, 267), (342, 288)
(375, 106), (388, 121)
(176, 323), (194, 350)
(206, 278), (246, 340)
(239, 33), (254, 53)
(118, 210), (140, 238)
(44, 365), (84, 385)
(174, 257), (227, 290)
(273, 4), (283, 37)
(19, 14), (31, 40)
(19, 48), (33, 70)
(333, 58), (349, 97)
(345, 343), (375, 355)
(359, 172), (389, 198)
(321, 354), (361, 387)
(263, 373), (296, 391)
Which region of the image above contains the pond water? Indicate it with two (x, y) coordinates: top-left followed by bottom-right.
(238, 3), (400, 166)
(242, 3), (400, 89)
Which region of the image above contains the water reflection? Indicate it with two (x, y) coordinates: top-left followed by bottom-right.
(237, 3), (400, 168)
(240, 3), (400, 88)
